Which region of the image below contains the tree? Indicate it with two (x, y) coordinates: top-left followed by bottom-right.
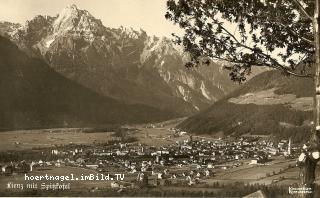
(165, 0), (320, 197)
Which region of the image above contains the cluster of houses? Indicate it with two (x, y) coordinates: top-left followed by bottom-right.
(1, 161), (37, 175)
(0, 136), (295, 188)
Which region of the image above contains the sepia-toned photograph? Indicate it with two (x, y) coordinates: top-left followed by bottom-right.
(0, 0), (320, 197)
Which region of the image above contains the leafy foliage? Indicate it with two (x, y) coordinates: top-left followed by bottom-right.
(165, 0), (315, 82)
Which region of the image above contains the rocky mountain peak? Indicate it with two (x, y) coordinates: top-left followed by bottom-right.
(66, 4), (78, 10)
(0, 21), (22, 38)
(25, 15), (55, 31)
(0, 4), (242, 116)
(140, 35), (186, 67)
(119, 26), (147, 40)
(53, 4), (104, 36)
(53, 5), (78, 31)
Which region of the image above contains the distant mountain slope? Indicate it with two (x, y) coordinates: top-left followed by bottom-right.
(178, 71), (313, 142)
(0, 36), (176, 131)
(0, 4), (243, 115)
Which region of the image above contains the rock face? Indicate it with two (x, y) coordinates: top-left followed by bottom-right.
(0, 36), (176, 131)
(0, 4), (239, 116)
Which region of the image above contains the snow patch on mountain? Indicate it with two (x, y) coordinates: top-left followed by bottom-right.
(179, 74), (196, 89)
(159, 70), (172, 83)
(193, 105), (200, 111)
(53, 4), (79, 33)
(200, 81), (212, 100)
(140, 36), (184, 65)
(0, 4), (242, 115)
(177, 86), (190, 102)
(52, 4), (105, 40)
(45, 38), (55, 48)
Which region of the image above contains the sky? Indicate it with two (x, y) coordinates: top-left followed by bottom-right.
(0, 0), (301, 65)
(0, 0), (183, 37)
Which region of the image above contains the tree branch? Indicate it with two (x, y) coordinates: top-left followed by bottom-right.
(210, 53), (313, 78)
(292, 0), (313, 20)
(299, 36), (315, 45)
(213, 24), (313, 78)
(279, 69), (313, 78)
(273, 21), (314, 45)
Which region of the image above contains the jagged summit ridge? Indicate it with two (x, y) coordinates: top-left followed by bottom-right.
(0, 4), (240, 115)
(53, 4), (105, 36)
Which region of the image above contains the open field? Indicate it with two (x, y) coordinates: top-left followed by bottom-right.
(204, 158), (294, 184)
(204, 157), (320, 186)
(0, 129), (116, 151)
(0, 118), (188, 151)
(131, 127), (188, 147)
(228, 88), (313, 111)
(220, 159), (295, 180)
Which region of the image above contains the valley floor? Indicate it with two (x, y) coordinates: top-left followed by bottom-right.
(0, 118), (316, 197)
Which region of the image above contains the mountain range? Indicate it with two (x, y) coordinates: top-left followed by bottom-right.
(178, 70), (313, 142)
(0, 36), (176, 131)
(0, 4), (241, 116)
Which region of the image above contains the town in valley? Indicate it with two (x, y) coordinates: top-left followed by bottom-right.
(0, 119), (308, 196)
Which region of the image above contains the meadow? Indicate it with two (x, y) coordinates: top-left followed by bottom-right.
(0, 129), (116, 151)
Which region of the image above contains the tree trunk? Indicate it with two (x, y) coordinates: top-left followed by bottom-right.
(298, 1), (320, 198)
(299, 155), (317, 198)
(313, 0), (320, 140)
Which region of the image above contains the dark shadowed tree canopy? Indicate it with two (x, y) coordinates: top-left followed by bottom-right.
(165, 0), (315, 82)
(167, 1), (320, 196)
